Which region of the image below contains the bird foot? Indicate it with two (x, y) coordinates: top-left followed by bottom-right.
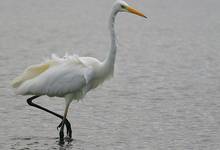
(58, 140), (65, 145)
(64, 136), (73, 143)
(58, 136), (65, 145)
(58, 137), (73, 145)
(57, 120), (72, 140)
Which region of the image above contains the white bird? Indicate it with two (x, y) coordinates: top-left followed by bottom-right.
(11, 0), (146, 144)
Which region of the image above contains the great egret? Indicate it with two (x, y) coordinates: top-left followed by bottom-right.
(12, 0), (146, 144)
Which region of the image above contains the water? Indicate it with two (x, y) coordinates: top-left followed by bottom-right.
(0, 0), (220, 149)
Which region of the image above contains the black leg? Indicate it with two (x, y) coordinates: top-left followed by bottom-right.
(27, 96), (72, 139)
(59, 122), (65, 145)
(58, 100), (71, 145)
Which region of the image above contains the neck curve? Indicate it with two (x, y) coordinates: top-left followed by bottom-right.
(103, 9), (118, 76)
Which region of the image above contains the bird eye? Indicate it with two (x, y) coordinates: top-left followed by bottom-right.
(121, 5), (125, 8)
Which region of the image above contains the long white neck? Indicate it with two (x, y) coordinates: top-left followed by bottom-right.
(103, 9), (118, 76)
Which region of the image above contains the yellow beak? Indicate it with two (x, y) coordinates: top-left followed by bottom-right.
(126, 6), (147, 18)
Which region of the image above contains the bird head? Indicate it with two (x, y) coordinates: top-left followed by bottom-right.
(113, 0), (147, 18)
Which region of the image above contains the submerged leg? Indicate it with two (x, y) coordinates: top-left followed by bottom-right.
(59, 99), (71, 145)
(27, 96), (72, 139)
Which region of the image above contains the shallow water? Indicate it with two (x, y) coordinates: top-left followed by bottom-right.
(1, 0), (220, 149)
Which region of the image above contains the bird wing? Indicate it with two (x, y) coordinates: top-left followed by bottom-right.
(15, 61), (94, 98)
(11, 54), (85, 89)
(11, 61), (54, 88)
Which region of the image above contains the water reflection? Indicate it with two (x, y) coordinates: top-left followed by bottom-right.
(10, 136), (96, 150)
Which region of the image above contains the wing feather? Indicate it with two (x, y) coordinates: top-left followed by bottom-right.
(11, 62), (52, 88)
(15, 62), (93, 97)
(12, 54), (100, 98)
(11, 54), (85, 88)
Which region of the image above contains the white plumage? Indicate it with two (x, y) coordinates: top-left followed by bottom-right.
(11, 0), (146, 144)
(12, 54), (109, 99)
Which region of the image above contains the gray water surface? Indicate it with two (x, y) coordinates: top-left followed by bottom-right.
(1, 0), (220, 149)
